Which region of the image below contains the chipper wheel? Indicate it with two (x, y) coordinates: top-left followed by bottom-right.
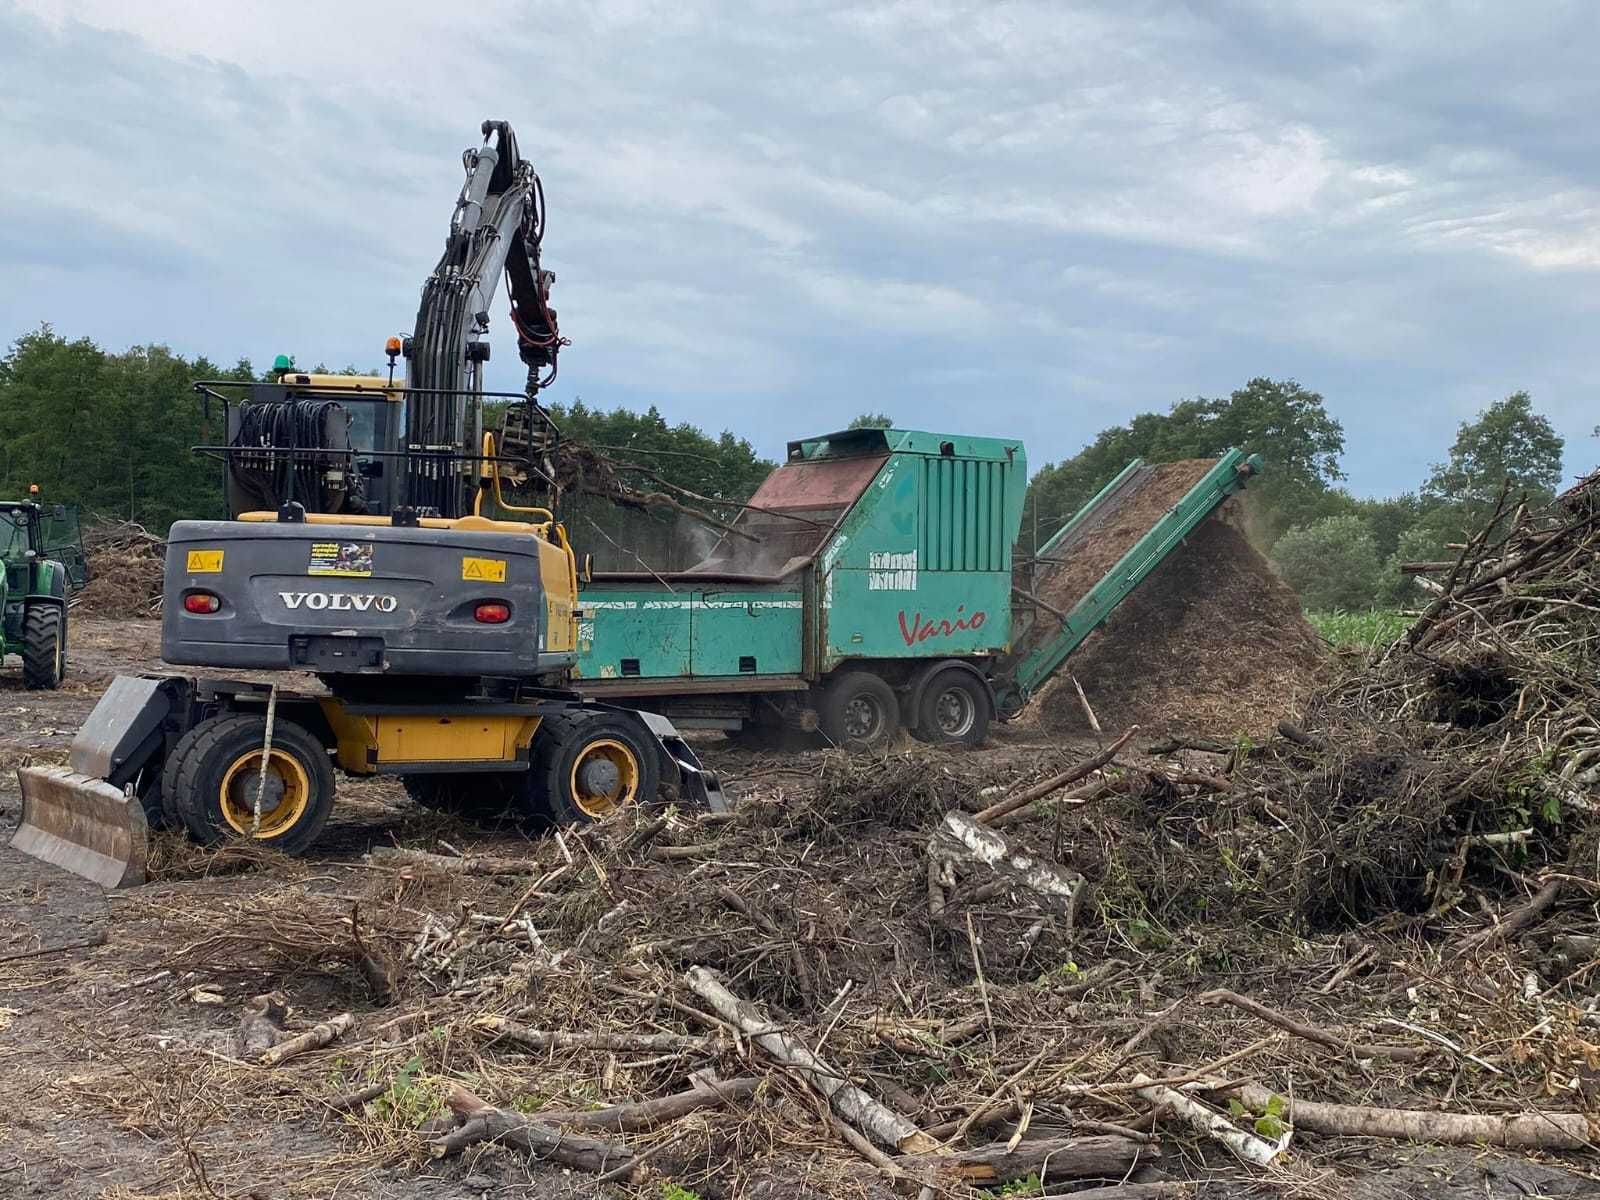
(915, 668), (993, 748)
(161, 714), (335, 852)
(532, 710), (660, 826)
(819, 671), (901, 751)
(20, 602), (65, 690)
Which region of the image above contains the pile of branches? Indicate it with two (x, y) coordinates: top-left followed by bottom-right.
(143, 730), (1600, 1197)
(76, 518), (165, 618)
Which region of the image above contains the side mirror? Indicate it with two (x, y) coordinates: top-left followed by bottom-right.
(53, 504), (67, 520)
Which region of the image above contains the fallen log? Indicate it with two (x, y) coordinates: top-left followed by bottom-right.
(1198, 989), (1427, 1063)
(366, 845), (534, 876)
(540, 1075), (760, 1133)
(929, 811), (1082, 915)
(470, 1015), (718, 1055)
(1221, 1082), (1594, 1151)
(261, 1012), (354, 1066)
(1137, 1074), (1287, 1167)
(434, 1112), (635, 1173)
(899, 1134), (1153, 1186)
(685, 965), (940, 1154)
(973, 729), (1135, 825)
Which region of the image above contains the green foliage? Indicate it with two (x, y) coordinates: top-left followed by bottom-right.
(1306, 610), (1410, 650)
(370, 1056), (444, 1128)
(549, 398), (772, 502)
(1023, 377), (1345, 553)
(0, 325), (247, 531)
(1229, 1092), (1288, 1139)
(660, 1185), (704, 1200)
(1424, 392), (1564, 523)
(994, 1174), (1043, 1196)
(1271, 515), (1384, 611)
(1032, 960), (1081, 987)
(846, 412), (894, 430)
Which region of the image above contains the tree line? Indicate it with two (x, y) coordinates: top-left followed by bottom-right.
(0, 325), (1575, 614)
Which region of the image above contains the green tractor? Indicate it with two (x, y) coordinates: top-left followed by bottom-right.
(1, 495), (86, 690)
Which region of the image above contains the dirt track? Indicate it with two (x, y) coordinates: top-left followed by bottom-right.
(3, 619), (1598, 1199)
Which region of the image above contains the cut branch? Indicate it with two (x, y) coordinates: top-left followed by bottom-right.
(973, 728), (1135, 825)
(470, 1015), (718, 1056)
(1198, 989), (1427, 1063)
(685, 965), (940, 1154)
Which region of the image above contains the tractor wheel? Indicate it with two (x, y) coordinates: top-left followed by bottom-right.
(165, 714), (335, 852)
(20, 603), (64, 690)
(916, 669), (992, 747)
(819, 671), (900, 751)
(532, 710), (660, 827)
(401, 774), (523, 822)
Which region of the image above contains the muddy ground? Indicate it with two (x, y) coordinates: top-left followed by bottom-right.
(1, 619), (1597, 1199)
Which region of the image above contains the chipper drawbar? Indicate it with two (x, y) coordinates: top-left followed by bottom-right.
(13, 119), (723, 888)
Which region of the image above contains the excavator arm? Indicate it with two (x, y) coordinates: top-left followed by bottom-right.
(404, 120), (563, 516)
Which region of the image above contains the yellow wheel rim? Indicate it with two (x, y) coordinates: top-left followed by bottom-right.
(568, 738), (640, 818)
(219, 748), (311, 838)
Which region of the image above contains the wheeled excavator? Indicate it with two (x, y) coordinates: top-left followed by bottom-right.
(12, 120), (723, 888)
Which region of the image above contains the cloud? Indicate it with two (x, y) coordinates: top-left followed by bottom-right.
(3, 0), (1600, 499)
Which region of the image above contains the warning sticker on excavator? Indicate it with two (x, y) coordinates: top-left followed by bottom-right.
(462, 556), (507, 582)
(186, 549), (224, 574)
(308, 541), (373, 577)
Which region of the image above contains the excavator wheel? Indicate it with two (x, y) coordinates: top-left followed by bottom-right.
(21, 603), (65, 690)
(819, 671), (901, 751)
(401, 774), (525, 823)
(916, 669), (993, 748)
(532, 710), (660, 826)
(163, 714), (335, 852)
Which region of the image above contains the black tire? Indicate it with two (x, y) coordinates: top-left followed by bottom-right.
(819, 671), (901, 751)
(20, 603), (64, 690)
(916, 669), (993, 747)
(401, 773), (523, 822)
(164, 714), (335, 852)
(530, 710), (660, 826)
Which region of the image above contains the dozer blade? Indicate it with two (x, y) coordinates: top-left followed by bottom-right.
(12, 766), (149, 889)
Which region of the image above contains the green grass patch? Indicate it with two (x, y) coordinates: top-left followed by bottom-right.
(1307, 609), (1410, 650)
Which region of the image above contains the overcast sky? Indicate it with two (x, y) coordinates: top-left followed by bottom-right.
(3, 1), (1597, 495)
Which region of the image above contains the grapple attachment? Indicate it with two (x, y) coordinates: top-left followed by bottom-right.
(13, 766), (149, 888)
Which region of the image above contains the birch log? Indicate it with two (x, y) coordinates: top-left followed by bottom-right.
(1224, 1083), (1593, 1150)
(1135, 1073), (1288, 1167)
(685, 966), (941, 1154)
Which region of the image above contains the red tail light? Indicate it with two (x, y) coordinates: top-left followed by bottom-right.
(184, 591), (220, 614)
(474, 602), (510, 624)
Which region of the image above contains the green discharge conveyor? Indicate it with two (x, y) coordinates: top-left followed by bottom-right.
(1000, 448), (1264, 711)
